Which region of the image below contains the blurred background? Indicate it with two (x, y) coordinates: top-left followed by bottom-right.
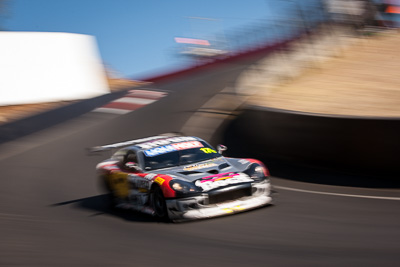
(1, 0), (399, 172)
(0, 0), (398, 114)
(1, 0), (399, 174)
(0, 0), (327, 78)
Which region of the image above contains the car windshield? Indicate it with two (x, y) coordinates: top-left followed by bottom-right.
(142, 141), (221, 170)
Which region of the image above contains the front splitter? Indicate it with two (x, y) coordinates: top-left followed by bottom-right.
(166, 195), (272, 222)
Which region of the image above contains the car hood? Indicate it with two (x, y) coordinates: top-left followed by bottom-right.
(151, 157), (252, 182)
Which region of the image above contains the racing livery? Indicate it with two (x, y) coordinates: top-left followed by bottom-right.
(91, 134), (272, 221)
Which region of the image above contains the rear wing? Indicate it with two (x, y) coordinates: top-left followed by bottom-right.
(87, 133), (184, 155)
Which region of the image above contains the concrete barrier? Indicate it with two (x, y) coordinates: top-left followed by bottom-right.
(223, 106), (400, 179)
(0, 90), (127, 144)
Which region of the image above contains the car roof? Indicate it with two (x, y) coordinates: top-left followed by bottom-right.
(89, 134), (204, 156)
(125, 136), (204, 152)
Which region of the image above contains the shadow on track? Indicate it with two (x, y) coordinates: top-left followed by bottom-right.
(221, 110), (400, 189)
(51, 194), (168, 223)
(257, 157), (400, 188)
(51, 195), (276, 224)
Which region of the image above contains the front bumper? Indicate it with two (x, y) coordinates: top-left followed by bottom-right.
(166, 181), (272, 222)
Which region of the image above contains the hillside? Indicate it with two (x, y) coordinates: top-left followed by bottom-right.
(248, 31), (400, 117)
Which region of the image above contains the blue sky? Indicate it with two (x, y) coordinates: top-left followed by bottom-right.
(3, 0), (321, 79)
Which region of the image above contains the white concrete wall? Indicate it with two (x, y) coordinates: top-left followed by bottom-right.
(0, 32), (110, 106)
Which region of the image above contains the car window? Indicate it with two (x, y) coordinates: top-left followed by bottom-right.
(142, 141), (220, 170)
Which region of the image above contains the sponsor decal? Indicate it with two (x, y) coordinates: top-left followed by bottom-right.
(183, 162), (218, 171)
(195, 172), (253, 191)
(172, 141), (203, 150)
(137, 136), (197, 149)
(144, 145), (176, 157)
(200, 148), (217, 154)
(238, 159), (249, 164)
(144, 141), (203, 157)
(108, 172), (130, 198)
(154, 177), (165, 185)
(222, 205), (244, 213)
(128, 175), (150, 189)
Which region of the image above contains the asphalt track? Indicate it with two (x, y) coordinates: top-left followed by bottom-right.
(1, 61), (400, 266)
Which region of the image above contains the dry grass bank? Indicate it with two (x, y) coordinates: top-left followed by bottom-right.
(249, 32), (400, 117)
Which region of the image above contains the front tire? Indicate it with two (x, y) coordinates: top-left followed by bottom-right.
(151, 185), (168, 220)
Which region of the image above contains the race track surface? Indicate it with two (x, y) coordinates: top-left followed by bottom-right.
(1, 61), (399, 266)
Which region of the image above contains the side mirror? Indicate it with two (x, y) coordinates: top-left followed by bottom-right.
(125, 162), (141, 172)
(125, 162), (138, 167)
(217, 144), (228, 154)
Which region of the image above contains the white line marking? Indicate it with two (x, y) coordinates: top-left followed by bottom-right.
(274, 185), (400, 201)
(114, 97), (156, 105)
(92, 108), (132, 114)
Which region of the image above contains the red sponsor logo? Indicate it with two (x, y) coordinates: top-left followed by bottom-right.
(171, 141), (203, 150)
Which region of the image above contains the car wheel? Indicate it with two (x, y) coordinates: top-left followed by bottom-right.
(151, 185), (168, 220)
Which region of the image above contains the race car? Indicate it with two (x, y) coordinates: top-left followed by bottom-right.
(91, 134), (272, 222)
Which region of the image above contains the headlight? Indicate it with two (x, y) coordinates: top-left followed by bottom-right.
(244, 164), (267, 181)
(170, 180), (200, 194)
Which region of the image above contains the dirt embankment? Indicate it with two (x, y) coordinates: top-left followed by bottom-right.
(249, 32), (400, 117)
